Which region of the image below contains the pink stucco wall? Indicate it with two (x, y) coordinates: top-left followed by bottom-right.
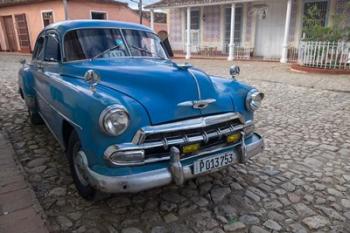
(67, 1), (167, 33)
(0, 0), (167, 53)
(0, 0), (64, 51)
(68, 1), (141, 23)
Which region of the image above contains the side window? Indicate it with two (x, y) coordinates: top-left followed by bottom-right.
(32, 36), (45, 61)
(44, 34), (61, 62)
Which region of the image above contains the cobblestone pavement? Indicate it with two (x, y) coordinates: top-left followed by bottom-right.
(1, 54), (350, 233)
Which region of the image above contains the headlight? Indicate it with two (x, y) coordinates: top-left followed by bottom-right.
(245, 89), (264, 111)
(99, 104), (129, 136)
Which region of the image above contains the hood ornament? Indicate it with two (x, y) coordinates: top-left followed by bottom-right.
(174, 62), (192, 70)
(84, 69), (100, 92)
(178, 99), (216, 110)
(230, 65), (240, 80)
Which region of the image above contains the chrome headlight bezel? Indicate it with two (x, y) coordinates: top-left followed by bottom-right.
(99, 104), (130, 136)
(245, 89), (264, 111)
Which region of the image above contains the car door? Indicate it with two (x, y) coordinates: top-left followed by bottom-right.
(42, 31), (65, 137)
(34, 31), (62, 135)
(31, 33), (53, 122)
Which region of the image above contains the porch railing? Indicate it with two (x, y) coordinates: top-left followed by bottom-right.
(176, 45), (253, 59)
(223, 44), (253, 60)
(172, 44), (299, 63)
(298, 41), (350, 70)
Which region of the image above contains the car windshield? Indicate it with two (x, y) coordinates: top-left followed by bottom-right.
(121, 29), (167, 59)
(64, 28), (167, 61)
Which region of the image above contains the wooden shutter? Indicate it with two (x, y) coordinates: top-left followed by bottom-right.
(14, 14), (31, 53)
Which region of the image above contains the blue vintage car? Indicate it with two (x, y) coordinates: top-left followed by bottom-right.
(18, 20), (264, 200)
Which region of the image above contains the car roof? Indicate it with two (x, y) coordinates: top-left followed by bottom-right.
(45, 20), (153, 34)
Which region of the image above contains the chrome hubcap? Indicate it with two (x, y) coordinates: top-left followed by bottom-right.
(73, 150), (89, 186)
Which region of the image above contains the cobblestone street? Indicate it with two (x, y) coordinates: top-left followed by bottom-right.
(1, 54), (350, 233)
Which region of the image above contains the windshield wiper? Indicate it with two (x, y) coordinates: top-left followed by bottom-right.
(92, 45), (121, 59)
(130, 45), (166, 59)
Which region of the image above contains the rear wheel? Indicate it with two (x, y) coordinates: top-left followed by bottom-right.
(28, 108), (43, 125)
(67, 131), (97, 200)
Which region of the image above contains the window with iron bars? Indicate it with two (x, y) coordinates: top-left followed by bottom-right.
(302, 0), (329, 39)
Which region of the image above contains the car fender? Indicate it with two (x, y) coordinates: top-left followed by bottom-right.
(18, 65), (38, 111)
(209, 76), (254, 122)
(50, 73), (151, 168)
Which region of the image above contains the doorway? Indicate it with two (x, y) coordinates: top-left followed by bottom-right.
(185, 8), (200, 52)
(254, 0), (286, 59)
(2, 16), (18, 52)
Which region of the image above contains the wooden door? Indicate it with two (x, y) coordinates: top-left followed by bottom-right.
(3, 16), (18, 52)
(15, 14), (31, 53)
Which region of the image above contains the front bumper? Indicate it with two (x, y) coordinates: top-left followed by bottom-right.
(80, 133), (264, 193)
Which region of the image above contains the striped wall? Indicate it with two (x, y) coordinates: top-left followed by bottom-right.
(288, 0), (298, 42)
(203, 6), (221, 42)
(245, 2), (253, 43)
(169, 8), (182, 44)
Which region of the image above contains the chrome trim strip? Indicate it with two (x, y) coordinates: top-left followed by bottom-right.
(177, 98), (216, 109)
(188, 68), (202, 100)
(82, 133), (264, 193)
(34, 88), (83, 130)
(132, 112), (244, 144)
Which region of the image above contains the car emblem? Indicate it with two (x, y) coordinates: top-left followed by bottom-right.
(177, 99), (216, 110)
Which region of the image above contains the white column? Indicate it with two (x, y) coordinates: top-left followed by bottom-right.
(228, 3), (236, 61)
(186, 7), (191, 60)
(280, 0), (292, 63)
(150, 9), (155, 30)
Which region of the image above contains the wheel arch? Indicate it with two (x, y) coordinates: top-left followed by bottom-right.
(62, 119), (75, 151)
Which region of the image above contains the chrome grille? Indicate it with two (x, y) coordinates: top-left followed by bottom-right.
(133, 113), (246, 160)
(143, 120), (240, 143)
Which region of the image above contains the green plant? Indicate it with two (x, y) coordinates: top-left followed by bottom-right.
(302, 3), (350, 41)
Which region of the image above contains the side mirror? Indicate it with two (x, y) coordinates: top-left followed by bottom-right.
(84, 69), (100, 92)
(19, 59), (26, 65)
(230, 65), (240, 79)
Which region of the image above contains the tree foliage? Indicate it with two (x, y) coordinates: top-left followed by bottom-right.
(302, 3), (350, 41)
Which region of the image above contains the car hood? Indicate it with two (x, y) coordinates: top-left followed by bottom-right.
(63, 58), (235, 124)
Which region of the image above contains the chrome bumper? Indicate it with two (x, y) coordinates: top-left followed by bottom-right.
(81, 133), (264, 193)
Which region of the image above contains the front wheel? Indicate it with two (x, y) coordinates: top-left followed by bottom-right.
(67, 131), (97, 200)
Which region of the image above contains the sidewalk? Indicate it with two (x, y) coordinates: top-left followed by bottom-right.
(0, 131), (49, 233)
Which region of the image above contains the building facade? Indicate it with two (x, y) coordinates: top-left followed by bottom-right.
(146, 0), (350, 62)
(0, 0), (167, 53)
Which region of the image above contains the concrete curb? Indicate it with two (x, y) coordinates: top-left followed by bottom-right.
(0, 131), (49, 233)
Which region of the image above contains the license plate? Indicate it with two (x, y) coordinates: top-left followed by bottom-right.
(193, 151), (237, 175)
